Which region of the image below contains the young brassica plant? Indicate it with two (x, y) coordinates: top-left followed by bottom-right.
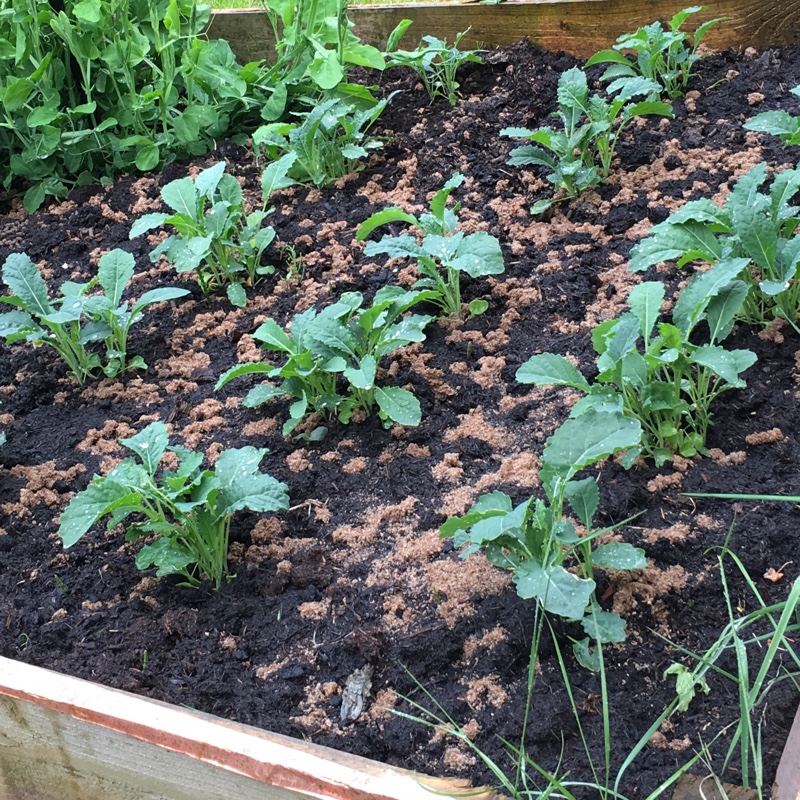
(216, 286), (436, 435)
(58, 422), (289, 590)
(130, 157), (295, 307)
(384, 22), (483, 106)
(630, 162), (800, 328)
(501, 68), (672, 214)
(0, 250), (188, 384)
(517, 276), (756, 466)
(253, 95), (394, 188)
(744, 85), (800, 146)
(356, 173), (504, 318)
(442, 408), (646, 669)
(585, 6), (727, 100)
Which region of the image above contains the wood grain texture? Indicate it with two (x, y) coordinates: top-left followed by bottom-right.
(208, 0), (800, 64)
(0, 656), (495, 800)
(775, 703), (800, 800)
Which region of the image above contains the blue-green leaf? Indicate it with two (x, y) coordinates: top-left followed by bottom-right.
(375, 386), (421, 426)
(119, 422), (169, 475)
(97, 249), (134, 307)
(591, 542), (647, 570)
(516, 353), (591, 391)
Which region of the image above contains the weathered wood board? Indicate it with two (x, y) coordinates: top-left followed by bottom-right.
(207, 0), (800, 65)
(775, 702), (800, 800)
(0, 656), (494, 800)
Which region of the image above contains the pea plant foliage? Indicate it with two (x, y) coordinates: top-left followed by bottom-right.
(59, 422), (290, 590)
(442, 409), (646, 669)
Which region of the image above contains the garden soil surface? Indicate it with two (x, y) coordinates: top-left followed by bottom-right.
(1, 39), (800, 798)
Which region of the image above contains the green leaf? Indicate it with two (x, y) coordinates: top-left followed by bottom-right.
(119, 422), (169, 475)
(135, 536), (195, 576)
(135, 144), (160, 172)
(705, 281), (748, 344)
(581, 609), (627, 644)
(344, 354), (376, 390)
(663, 662), (711, 713)
(451, 231), (505, 278)
(386, 18), (413, 51)
(357, 208), (420, 241)
(629, 220), (722, 272)
(161, 177), (198, 218)
(516, 353), (591, 391)
(540, 410), (642, 502)
(514, 562), (594, 620)
(564, 477), (598, 528)
(23, 184), (47, 215)
(585, 49), (632, 68)
(227, 283), (247, 308)
(0, 309), (37, 339)
(130, 287), (190, 317)
(97, 249), (134, 307)
(732, 203), (777, 272)
(252, 318), (294, 352)
(591, 542), (647, 570)
(72, 0), (101, 24)
(2, 253), (52, 317)
(195, 161), (227, 198)
(308, 50), (344, 91)
(261, 152), (297, 201)
(215, 361), (275, 391)
(59, 480), (141, 548)
(627, 281), (664, 340)
(690, 345), (756, 385)
(375, 386), (421, 426)
(3, 78), (34, 112)
(672, 257), (750, 338)
(263, 82), (287, 121)
(305, 317), (359, 359)
(573, 638), (602, 671)
(214, 447), (289, 516)
(129, 213), (169, 238)
(468, 298), (489, 316)
(27, 106), (62, 128)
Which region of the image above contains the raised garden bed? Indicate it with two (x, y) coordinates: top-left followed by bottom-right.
(1, 29), (800, 800)
(208, 0), (800, 62)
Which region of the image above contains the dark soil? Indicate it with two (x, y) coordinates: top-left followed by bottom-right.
(1, 39), (800, 798)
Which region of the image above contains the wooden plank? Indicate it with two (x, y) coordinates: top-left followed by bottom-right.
(0, 656), (494, 800)
(775, 702), (800, 800)
(208, 1), (800, 65)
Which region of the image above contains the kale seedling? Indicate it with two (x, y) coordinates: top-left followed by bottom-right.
(216, 286), (436, 435)
(59, 422), (289, 589)
(517, 276), (756, 466)
(586, 6), (727, 100)
(744, 86), (800, 146)
(501, 68), (671, 213)
(130, 157), (295, 307)
(356, 173), (504, 318)
(442, 409), (646, 669)
(630, 161), (800, 328)
(0, 250), (188, 384)
(384, 22), (483, 106)
(253, 95), (394, 188)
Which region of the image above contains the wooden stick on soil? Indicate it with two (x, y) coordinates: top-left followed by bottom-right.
(0, 656), (496, 800)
